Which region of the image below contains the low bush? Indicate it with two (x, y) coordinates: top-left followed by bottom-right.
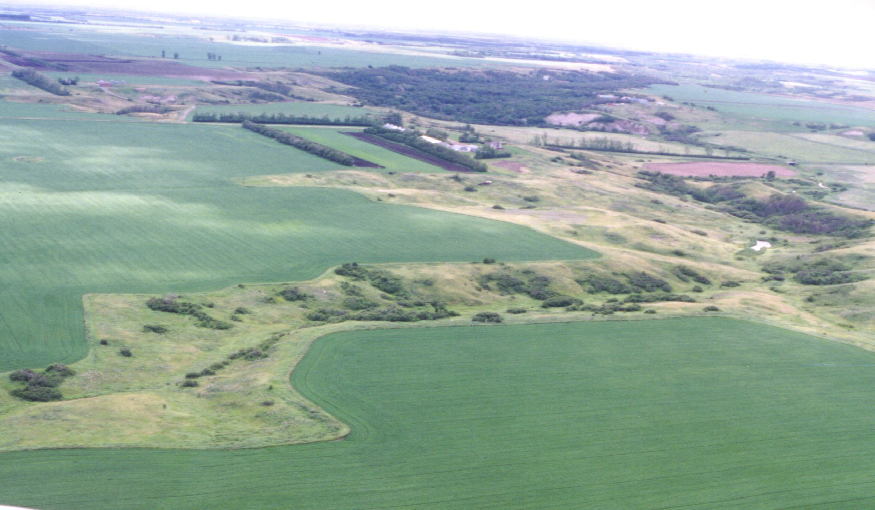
(119, 348), (133, 357)
(506, 307), (528, 314)
(11, 386), (63, 402)
(472, 312), (503, 323)
(627, 272), (672, 292)
(541, 296), (582, 308)
(703, 305), (721, 312)
(143, 324), (167, 334)
(181, 380), (199, 387)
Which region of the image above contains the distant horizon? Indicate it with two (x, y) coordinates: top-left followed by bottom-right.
(1, 0), (873, 70)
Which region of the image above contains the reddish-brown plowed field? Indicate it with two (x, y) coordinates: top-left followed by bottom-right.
(4, 51), (249, 80)
(345, 132), (477, 173)
(644, 161), (796, 177)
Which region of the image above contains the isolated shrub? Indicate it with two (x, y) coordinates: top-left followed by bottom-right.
(278, 287), (310, 301)
(185, 372), (201, 379)
(506, 307), (528, 314)
(673, 266), (711, 285)
(343, 297), (378, 310)
(720, 281), (740, 288)
(691, 285), (704, 293)
(181, 380), (199, 387)
(45, 363), (75, 377)
(143, 324), (168, 334)
(9, 369), (36, 383)
(522, 195), (540, 202)
(703, 305), (721, 312)
(582, 275), (633, 294)
(644, 309), (657, 314)
(261, 400), (275, 406)
(627, 272), (672, 292)
(472, 312), (503, 323)
(119, 348), (133, 357)
(463, 186), (477, 192)
(492, 204), (504, 210)
(482, 258), (496, 264)
(11, 386), (63, 402)
(99, 339), (109, 346)
(541, 296), (582, 308)
(234, 307), (251, 314)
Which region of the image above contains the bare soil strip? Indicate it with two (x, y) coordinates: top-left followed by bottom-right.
(644, 161), (796, 177)
(344, 132), (479, 173)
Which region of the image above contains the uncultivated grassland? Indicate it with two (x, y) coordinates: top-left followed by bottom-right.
(4, 318), (875, 508)
(0, 118), (594, 370)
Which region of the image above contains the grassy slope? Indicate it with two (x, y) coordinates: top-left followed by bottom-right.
(5, 318), (875, 509)
(0, 119), (594, 371)
(700, 130), (875, 164)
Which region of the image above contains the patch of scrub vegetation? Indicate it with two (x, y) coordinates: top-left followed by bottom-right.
(7, 319), (875, 509)
(7, 363), (75, 401)
(763, 254), (870, 285)
(636, 171), (873, 238)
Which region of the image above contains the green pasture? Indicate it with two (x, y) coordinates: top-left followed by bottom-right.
(191, 102), (376, 120)
(280, 126), (444, 172)
(4, 318), (875, 508)
(0, 118), (594, 370)
(649, 83), (875, 127)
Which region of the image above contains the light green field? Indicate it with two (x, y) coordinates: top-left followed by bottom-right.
(2, 22), (489, 70)
(650, 83), (875, 127)
(4, 318), (875, 508)
(700, 130), (875, 163)
(192, 101), (376, 119)
(0, 100), (127, 120)
(0, 118), (594, 370)
(280, 126), (444, 172)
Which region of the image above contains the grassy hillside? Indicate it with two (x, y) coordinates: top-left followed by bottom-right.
(4, 318), (875, 508)
(0, 119), (595, 370)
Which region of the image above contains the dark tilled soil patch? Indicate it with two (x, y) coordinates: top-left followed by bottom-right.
(344, 132), (477, 173)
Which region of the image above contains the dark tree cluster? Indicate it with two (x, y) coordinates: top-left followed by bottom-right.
(12, 69), (70, 96)
(363, 126), (487, 172)
(192, 112), (374, 126)
(323, 66), (661, 125)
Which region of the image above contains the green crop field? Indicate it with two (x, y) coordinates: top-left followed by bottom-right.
(0, 118), (594, 370)
(192, 102), (376, 119)
(1, 22), (489, 70)
(649, 84), (875, 127)
(699, 130), (875, 164)
(4, 318), (875, 508)
(280, 126), (445, 172)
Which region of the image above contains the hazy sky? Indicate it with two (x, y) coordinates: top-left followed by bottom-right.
(10, 0), (875, 68)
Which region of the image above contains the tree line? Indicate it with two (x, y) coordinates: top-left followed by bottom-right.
(363, 126), (488, 172)
(193, 112), (375, 126)
(11, 69), (70, 96)
(243, 121), (358, 166)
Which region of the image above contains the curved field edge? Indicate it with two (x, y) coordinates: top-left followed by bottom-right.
(5, 318), (875, 509)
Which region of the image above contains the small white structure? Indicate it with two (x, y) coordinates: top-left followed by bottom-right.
(448, 143), (478, 152)
(751, 240), (772, 252)
(383, 123), (405, 131)
(420, 135), (443, 144)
